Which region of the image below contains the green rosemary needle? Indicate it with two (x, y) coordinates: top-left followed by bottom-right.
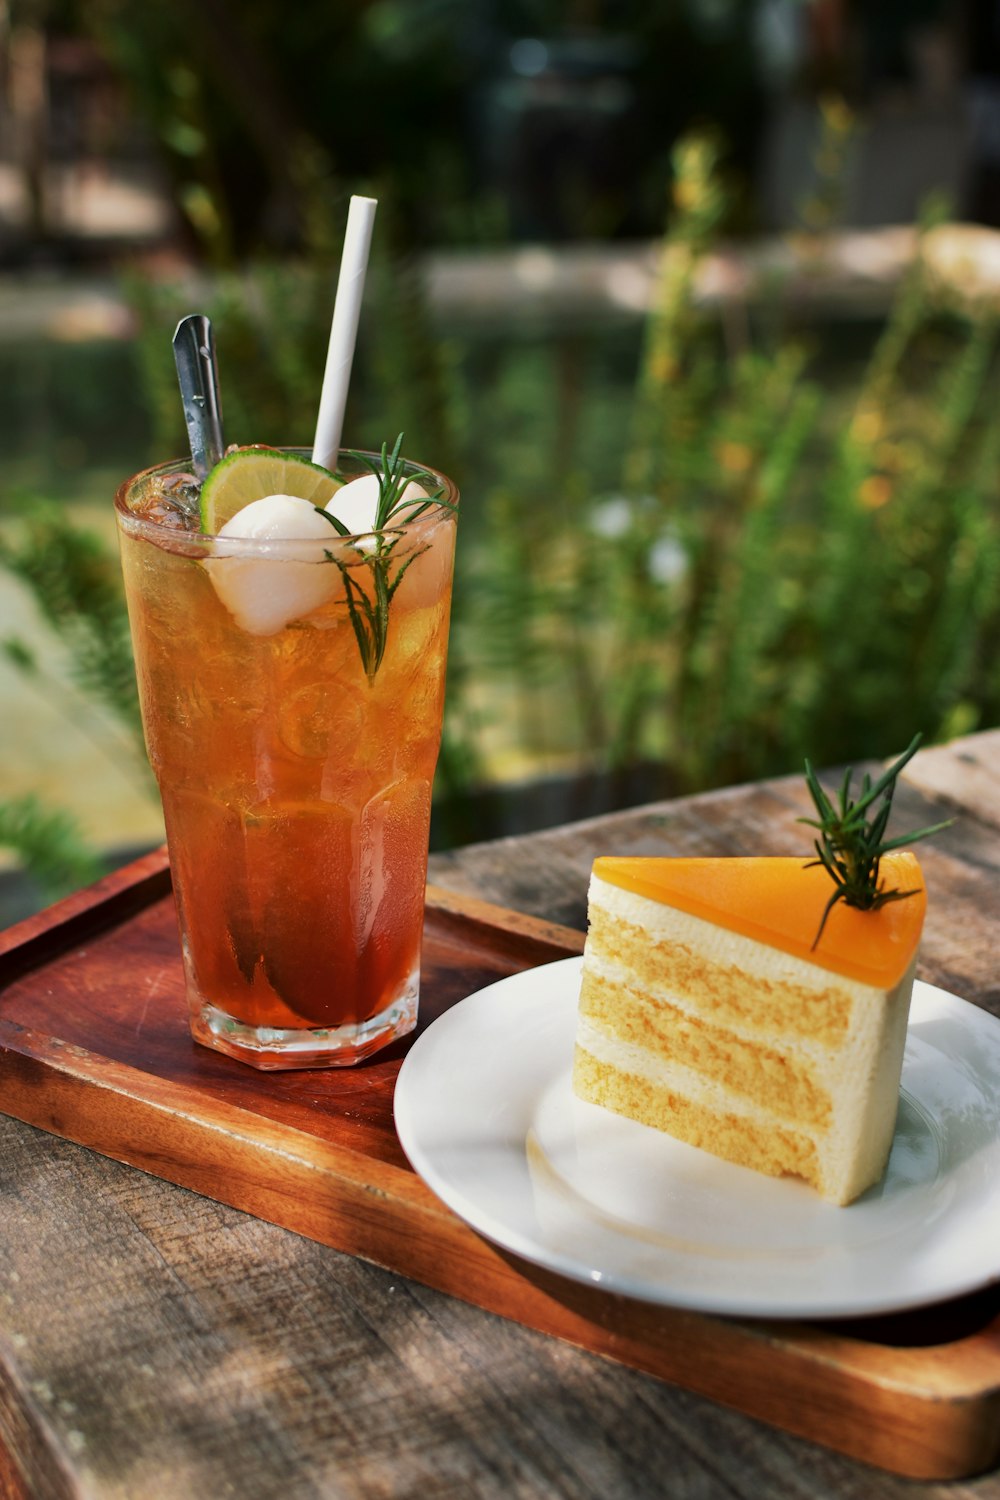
(800, 733), (952, 947)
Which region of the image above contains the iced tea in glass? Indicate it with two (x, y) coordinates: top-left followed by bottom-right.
(115, 448), (458, 1069)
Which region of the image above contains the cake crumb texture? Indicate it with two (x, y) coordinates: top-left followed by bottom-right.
(579, 969), (832, 1127)
(587, 906), (853, 1045)
(573, 1045), (822, 1192)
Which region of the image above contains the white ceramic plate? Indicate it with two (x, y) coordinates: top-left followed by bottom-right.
(394, 958), (1000, 1319)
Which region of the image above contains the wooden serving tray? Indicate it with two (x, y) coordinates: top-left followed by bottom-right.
(1, 849), (999, 1482)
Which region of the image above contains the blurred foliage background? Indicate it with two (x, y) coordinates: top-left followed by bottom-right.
(2, 0), (1000, 908)
(44, 0), (767, 257)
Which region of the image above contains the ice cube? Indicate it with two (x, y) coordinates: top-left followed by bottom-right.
(277, 678), (365, 761)
(205, 494), (338, 634)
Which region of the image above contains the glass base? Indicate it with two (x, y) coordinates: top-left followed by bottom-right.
(187, 978), (418, 1070)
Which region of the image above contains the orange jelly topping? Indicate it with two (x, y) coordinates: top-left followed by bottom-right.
(593, 854), (925, 989)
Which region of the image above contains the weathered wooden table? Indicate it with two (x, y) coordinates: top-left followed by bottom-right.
(1, 730), (998, 1500)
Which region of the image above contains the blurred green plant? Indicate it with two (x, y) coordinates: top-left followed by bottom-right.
(59, 0), (766, 262)
(0, 504), (150, 894)
(0, 503), (143, 747)
(0, 794), (104, 902)
(5, 121), (1000, 898)
(457, 127), (1000, 795)
(78, 0), (485, 261)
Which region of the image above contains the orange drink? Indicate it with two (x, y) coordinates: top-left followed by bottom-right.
(115, 448), (458, 1068)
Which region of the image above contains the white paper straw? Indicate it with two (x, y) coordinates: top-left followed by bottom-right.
(311, 195), (377, 468)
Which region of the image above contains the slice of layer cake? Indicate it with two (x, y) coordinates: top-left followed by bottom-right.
(573, 854), (926, 1205)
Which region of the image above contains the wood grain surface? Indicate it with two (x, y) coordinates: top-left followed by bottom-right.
(1, 731), (999, 1499)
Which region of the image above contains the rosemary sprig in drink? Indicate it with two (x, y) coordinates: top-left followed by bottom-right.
(800, 733), (952, 947)
(321, 434), (456, 683)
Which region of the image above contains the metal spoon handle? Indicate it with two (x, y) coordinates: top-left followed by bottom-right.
(172, 314), (225, 479)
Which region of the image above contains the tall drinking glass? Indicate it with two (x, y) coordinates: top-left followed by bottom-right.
(115, 449), (458, 1069)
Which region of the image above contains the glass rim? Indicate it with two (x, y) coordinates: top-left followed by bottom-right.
(114, 446), (459, 552)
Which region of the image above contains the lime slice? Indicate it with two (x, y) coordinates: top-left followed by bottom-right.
(199, 447), (342, 534)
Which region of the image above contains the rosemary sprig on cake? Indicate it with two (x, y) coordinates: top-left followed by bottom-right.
(801, 734), (952, 946)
